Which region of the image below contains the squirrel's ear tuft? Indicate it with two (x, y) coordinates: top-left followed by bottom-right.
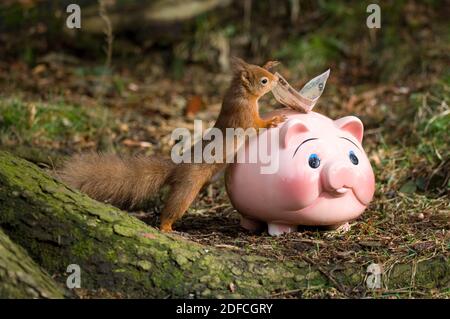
(230, 56), (249, 74)
(263, 60), (280, 70)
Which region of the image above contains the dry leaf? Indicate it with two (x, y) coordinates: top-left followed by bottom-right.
(185, 95), (203, 116)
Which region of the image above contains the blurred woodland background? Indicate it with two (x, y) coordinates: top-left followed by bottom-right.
(0, 0), (448, 298)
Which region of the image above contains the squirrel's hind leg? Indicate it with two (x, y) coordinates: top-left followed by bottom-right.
(160, 165), (214, 232)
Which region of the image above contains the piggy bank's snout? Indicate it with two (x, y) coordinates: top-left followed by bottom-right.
(321, 162), (356, 196)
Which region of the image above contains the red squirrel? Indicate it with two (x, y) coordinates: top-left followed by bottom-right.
(60, 57), (285, 232)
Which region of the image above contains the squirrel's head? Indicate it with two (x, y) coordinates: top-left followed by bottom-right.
(231, 57), (279, 97)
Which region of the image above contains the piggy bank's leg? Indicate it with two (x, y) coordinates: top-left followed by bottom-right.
(240, 216), (264, 232)
(268, 223), (297, 236)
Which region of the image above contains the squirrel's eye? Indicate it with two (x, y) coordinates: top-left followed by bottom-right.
(308, 154), (320, 169)
(260, 77), (269, 85)
(349, 150), (359, 165)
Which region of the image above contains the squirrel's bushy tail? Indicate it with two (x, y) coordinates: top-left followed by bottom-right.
(59, 153), (176, 209)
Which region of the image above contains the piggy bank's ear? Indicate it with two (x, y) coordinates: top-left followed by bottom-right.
(334, 116), (364, 143)
(280, 118), (310, 148)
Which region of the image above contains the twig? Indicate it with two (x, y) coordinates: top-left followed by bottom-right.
(301, 255), (349, 296)
(270, 288), (304, 297)
(97, 0), (113, 103)
(98, 0), (113, 70)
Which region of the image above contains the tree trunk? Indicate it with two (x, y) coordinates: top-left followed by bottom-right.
(0, 228), (66, 298)
(0, 151), (448, 298)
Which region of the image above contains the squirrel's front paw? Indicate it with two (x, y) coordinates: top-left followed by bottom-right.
(266, 115), (287, 128)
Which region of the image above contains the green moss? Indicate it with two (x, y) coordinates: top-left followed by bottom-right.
(0, 97), (111, 149)
(415, 258), (450, 289)
(0, 229), (66, 298)
(388, 264), (412, 288)
(135, 260), (152, 271)
(113, 224), (138, 238)
(86, 207), (121, 223)
(71, 239), (95, 260)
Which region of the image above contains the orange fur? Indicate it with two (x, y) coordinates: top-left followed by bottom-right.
(60, 153), (175, 209)
(59, 57), (285, 232)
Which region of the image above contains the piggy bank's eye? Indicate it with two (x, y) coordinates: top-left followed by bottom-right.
(349, 150), (359, 165)
(308, 154), (320, 169)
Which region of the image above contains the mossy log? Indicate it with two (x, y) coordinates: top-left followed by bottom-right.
(0, 228), (66, 298)
(0, 151), (448, 298)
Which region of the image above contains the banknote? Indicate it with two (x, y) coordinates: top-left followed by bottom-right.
(299, 69), (330, 100)
(272, 69), (330, 112)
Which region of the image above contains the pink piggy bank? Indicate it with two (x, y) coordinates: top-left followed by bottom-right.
(225, 109), (375, 236)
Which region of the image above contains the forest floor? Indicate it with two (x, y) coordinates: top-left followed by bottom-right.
(0, 53), (448, 298)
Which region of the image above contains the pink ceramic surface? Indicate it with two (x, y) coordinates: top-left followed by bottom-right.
(225, 109), (375, 236)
